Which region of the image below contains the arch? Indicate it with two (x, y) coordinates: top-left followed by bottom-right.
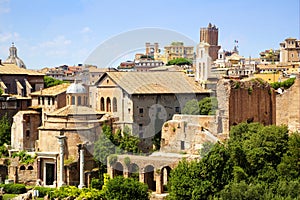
(106, 97), (111, 112)
(100, 97), (105, 111)
(27, 165), (34, 170)
(128, 163), (139, 181)
(67, 96), (70, 105)
(160, 166), (172, 193)
(144, 165), (155, 191)
(20, 165), (26, 170)
(78, 96), (82, 105)
(113, 97), (117, 112)
(112, 162), (124, 177)
(71, 96), (75, 105)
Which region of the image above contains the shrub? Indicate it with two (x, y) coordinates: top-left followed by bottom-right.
(90, 178), (104, 190)
(33, 186), (55, 197)
(0, 183), (26, 194)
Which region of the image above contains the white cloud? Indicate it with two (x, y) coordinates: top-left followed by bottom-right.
(0, 32), (20, 43)
(81, 26), (92, 34)
(0, 0), (10, 14)
(39, 35), (71, 48)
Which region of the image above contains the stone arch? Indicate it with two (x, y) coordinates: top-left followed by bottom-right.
(113, 97), (117, 112)
(128, 163), (139, 181)
(106, 97), (111, 112)
(100, 97), (105, 111)
(160, 166), (172, 193)
(144, 165), (155, 191)
(112, 162), (124, 177)
(20, 165), (26, 170)
(27, 165), (34, 170)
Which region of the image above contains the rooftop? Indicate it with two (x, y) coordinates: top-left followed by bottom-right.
(0, 63), (44, 76)
(99, 71), (210, 94)
(48, 105), (101, 116)
(31, 83), (70, 96)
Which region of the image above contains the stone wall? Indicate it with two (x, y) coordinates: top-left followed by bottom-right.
(276, 76), (300, 132)
(216, 78), (276, 137)
(160, 114), (217, 154)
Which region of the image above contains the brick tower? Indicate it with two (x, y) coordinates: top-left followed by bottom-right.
(200, 23), (220, 61)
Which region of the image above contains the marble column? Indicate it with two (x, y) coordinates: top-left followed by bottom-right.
(56, 135), (66, 187)
(78, 149), (85, 189)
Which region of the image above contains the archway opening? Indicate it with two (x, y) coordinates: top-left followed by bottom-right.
(128, 163), (139, 181)
(144, 165), (155, 191)
(113, 162), (124, 177)
(161, 166), (172, 193)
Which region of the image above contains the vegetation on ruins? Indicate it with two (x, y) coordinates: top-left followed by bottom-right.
(0, 114), (11, 157)
(270, 77), (296, 90)
(44, 76), (66, 88)
(182, 97), (218, 115)
(93, 124), (141, 189)
(167, 122), (300, 200)
(166, 57), (192, 66)
(12, 151), (35, 165)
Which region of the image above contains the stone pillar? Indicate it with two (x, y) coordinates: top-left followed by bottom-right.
(139, 170), (145, 184)
(78, 149), (85, 189)
(123, 170), (129, 178)
(56, 135), (66, 187)
(155, 172), (163, 194)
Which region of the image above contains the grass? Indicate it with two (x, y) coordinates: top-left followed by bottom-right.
(3, 194), (43, 200)
(3, 194), (17, 200)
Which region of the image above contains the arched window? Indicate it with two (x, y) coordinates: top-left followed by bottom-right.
(67, 96), (70, 105)
(78, 96), (81, 105)
(26, 130), (30, 138)
(106, 97), (111, 112)
(20, 165), (26, 170)
(27, 166), (34, 170)
(71, 96), (75, 105)
(100, 97), (105, 111)
(113, 97), (117, 112)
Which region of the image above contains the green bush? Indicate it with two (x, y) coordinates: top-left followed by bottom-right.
(0, 183), (26, 194)
(90, 178), (104, 190)
(33, 186), (55, 197)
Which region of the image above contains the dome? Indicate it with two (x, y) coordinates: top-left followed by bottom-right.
(66, 81), (87, 94)
(4, 43), (26, 69)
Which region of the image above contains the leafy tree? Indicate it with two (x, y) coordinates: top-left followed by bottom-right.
(182, 99), (200, 115)
(0, 113), (11, 146)
(44, 76), (66, 88)
(167, 122), (298, 199)
(103, 176), (149, 200)
(198, 97), (218, 115)
(270, 77), (295, 90)
(166, 58), (192, 66)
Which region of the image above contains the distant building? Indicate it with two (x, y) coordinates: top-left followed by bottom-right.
(260, 49), (280, 64)
(164, 42), (194, 61)
(280, 37), (300, 63)
(200, 23), (221, 61)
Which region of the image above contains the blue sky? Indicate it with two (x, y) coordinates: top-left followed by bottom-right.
(0, 0), (299, 69)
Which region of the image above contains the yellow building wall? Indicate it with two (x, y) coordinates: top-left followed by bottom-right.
(253, 73), (281, 83)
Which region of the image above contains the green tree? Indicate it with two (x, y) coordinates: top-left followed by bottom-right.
(198, 97), (218, 115)
(182, 99), (200, 115)
(166, 58), (192, 66)
(103, 176), (149, 200)
(0, 113), (11, 146)
(44, 76), (65, 88)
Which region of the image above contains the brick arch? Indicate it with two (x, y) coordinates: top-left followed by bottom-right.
(144, 165), (155, 191)
(128, 163), (139, 181)
(112, 162), (124, 177)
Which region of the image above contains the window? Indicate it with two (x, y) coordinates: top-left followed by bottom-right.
(175, 107), (180, 113)
(113, 97), (117, 112)
(106, 97), (111, 112)
(71, 96), (75, 105)
(48, 97), (51, 105)
(78, 96), (81, 105)
(26, 130), (30, 138)
(180, 141), (185, 150)
(100, 97), (105, 111)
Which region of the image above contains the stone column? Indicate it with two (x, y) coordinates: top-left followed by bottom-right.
(56, 135), (66, 187)
(78, 149), (85, 189)
(155, 171), (163, 194)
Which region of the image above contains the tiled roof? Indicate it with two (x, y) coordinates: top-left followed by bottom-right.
(31, 83), (70, 96)
(102, 71), (210, 94)
(0, 63), (44, 76)
(48, 105), (100, 116)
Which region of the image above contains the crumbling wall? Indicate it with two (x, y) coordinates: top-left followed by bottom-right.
(276, 76), (300, 132)
(216, 78), (276, 137)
